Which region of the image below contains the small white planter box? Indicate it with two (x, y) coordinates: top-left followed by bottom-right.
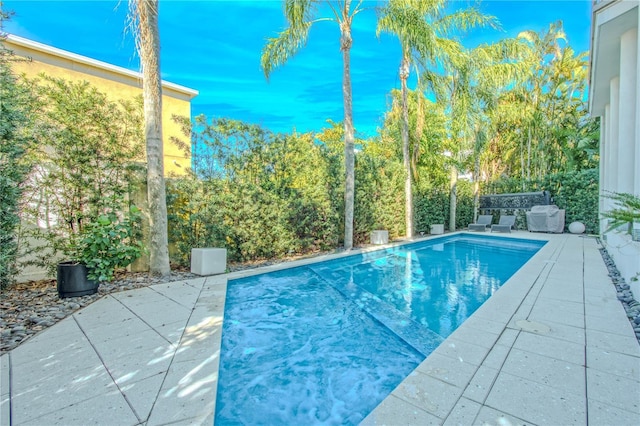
(370, 230), (389, 245)
(191, 248), (227, 276)
(430, 224), (444, 235)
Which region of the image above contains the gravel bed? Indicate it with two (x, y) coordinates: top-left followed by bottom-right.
(599, 245), (640, 343)
(0, 270), (200, 354)
(0, 251), (337, 354)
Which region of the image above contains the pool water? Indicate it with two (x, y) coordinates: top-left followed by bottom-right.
(214, 234), (545, 425)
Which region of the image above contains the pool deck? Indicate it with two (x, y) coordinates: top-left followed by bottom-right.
(2, 232), (639, 425)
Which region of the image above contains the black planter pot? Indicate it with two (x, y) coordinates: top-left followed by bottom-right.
(56, 261), (98, 298)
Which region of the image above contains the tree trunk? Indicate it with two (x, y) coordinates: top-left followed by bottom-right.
(400, 54), (413, 238)
(449, 165), (457, 232)
(473, 155), (480, 223)
(137, 0), (170, 276)
(520, 136), (525, 191)
(527, 126), (531, 182)
(340, 16), (355, 250)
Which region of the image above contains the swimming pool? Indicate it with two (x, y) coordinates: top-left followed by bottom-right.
(214, 234), (546, 425)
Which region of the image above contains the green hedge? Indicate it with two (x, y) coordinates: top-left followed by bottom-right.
(414, 180), (474, 232)
(167, 117), (600, 268)
(0, 55), (33, 289)
(483, 169), (599, 233)
(167, 119), (425, 265)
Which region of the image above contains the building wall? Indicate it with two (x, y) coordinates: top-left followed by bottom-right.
(5, 35), (197, 176)
(589, 0), (640, 293)
(4, 35), (198, 282)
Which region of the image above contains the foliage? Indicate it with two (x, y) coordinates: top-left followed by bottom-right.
(19, 75), (145, 273)
(353, 143), (405, 244)
(0, 16), (36, 289)
(481, 22), (598, 185)
(377, 0), (497, 237)
(483, 169), (599, 233)
(601, 192), (640, 235)
(5, 4), (602, 278)
(542, 169), (599, 234)
(454, 180), (475, 229)
(166, 176), (229, 265)
(413, 180), (474, 232)
(168, 117), (424, 264)
(261, 0), (365, 249)
(168, 117), (343, 265)
(415, 190), (448, 232)
(78, 206), (145, 282)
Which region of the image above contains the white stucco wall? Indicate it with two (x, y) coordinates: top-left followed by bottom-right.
(590, 1), (640, 292)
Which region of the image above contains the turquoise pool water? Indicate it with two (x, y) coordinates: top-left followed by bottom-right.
(214, 234), (546, 425)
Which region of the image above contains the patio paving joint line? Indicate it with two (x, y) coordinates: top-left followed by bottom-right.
(110, 293), (179, 350)
(581, 238), (591, 426)
(7, 351), (13, 426)
(71, 311), (144, 424)
(147, 281), (199, 310)
(140, 276), (212, 423)
(393, 385), (445, 421)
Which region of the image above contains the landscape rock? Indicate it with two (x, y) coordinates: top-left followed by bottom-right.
(0, 270), (198, 353)
(1, 254), (312, 354)
(599, 246), (640, 345)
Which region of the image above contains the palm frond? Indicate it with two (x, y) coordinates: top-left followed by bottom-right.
(261, 22), (312, 80)
(436, 7), (500, 37)
(261, 0), (316, 80)
(602, 192), (640, 234)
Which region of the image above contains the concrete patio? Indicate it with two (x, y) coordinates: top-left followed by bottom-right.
(1, 232), (639, 425)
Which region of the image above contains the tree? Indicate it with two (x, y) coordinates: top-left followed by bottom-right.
(261, 0), (365, 250)
(129, 0), (170, 276)
(515, 21), (568, 180)
(378, 0), (496, 236)
(380, 88), (449, 206)
(438, 34), (529, 228)
(479, 22), (595, 185)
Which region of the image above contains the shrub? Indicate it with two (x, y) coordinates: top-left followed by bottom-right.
(167, 119), (344, 265)
(18, 75), (145, 273)
(601, 192), (640, 234)
(0, 40), (35, 289)
(482, 169), (599, 233)
(354, 151), (404, 243)
(79, 207), (145, 282)
(455, 180), (474, 230)
(415, 190), (448, 232)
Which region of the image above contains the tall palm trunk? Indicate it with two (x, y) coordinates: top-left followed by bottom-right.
(520, 136), (526, 190)
(473, 155), (480, 222)
(137, 0), (170, 276)
(400, 53), (413, 238)
(527, 126), (532, 182)
(449, 164), (457, 231)
(341, 15), (355, 250)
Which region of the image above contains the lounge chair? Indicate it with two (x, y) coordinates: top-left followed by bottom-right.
(468, 215), (493, 232)
(491, 215), (516, 233)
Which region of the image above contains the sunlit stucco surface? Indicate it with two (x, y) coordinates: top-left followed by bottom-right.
(5, 35), (198, 176)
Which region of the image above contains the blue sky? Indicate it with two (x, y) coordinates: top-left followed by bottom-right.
(4, 0), (592, 137)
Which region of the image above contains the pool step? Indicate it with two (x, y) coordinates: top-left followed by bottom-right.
(307, 265), (444, 358)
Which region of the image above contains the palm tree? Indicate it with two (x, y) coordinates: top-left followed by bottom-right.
(129, 0), (171, 276)
(516, 21), (567, 180)
(377, 0), (496, 236)
(446, 38), (529, 228)
(261, 0), (365, 250)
